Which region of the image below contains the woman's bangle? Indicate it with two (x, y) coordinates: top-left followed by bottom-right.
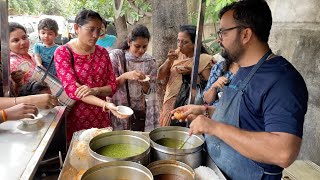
(1, 110), (8, 122)
(102, 102), (109, 112)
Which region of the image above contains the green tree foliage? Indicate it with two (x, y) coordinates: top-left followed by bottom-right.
(9, 0), (64, 16)
(203, 0), (236, 54)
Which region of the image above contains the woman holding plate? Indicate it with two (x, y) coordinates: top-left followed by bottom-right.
(109, 25), (159, 132)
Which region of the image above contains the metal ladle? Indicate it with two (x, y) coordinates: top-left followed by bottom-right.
(179, 135), (191, 149)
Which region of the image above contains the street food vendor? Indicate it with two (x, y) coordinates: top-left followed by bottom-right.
(172, 0), (308, 179)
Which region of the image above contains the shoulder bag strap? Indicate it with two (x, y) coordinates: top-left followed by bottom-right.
(41, 45), (75, 82)
(65, 45), (79, 82)
(41, 56), (55, 82)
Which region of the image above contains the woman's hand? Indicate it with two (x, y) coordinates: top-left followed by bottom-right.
(104, 102), (127, 119)
(171, 104), (206, 121)
(26, 94), (58, 109)
(5, 103), (38, 120)
(125, 70), (146, 81)
(75, 83), (95, 98)
(176, 66), (192, 75)
(212, 76), (229, 90)
(167, 49), (179, 61)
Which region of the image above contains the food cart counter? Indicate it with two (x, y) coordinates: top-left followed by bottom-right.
(0, 106), (66, 180)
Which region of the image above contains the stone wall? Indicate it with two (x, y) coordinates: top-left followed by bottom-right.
(266, 0), (320, 164)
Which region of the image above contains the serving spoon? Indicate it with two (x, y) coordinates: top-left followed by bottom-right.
(178, 135), (191, 149)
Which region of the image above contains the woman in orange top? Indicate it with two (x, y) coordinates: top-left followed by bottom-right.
(158, 25), (213, 126)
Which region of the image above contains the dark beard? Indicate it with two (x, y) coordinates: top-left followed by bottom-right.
(219, 38), (243, 63)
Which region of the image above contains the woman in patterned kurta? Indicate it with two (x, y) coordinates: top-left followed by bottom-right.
(109, 25), (159, 132)
(158, 25), (213, 126)
(9, 22), (37, 96)
(54, 10), (118, 143)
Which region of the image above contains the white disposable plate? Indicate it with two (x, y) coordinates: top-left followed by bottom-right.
(138, 75), (150, 82)
(18, 61), (31, 72)
(176, 66), (186, 70)
(21, 114), (43, 125)
(116, 106), (134, 117)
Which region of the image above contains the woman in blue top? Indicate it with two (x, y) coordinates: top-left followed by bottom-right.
(96, 19), (117, 50)
(203, 58), (239, 106)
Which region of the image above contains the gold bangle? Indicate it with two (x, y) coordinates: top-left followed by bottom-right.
(2, 110), (8, 122)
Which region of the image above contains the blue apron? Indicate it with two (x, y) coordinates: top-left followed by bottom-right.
(205, 50), (281, 180)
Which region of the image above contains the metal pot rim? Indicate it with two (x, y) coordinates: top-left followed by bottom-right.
(81, 161), (153, 180)
(89, 130), (150, 162)
(149, 126), (204, 154)
(147, 160), (195, 179)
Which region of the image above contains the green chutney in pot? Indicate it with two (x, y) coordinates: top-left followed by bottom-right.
(95, 144), (145, 158)
(155, 138), (192, 149)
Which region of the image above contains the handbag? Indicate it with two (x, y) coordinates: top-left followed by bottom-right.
(123, 53), (146, 131)
(31, 45), (76, 112)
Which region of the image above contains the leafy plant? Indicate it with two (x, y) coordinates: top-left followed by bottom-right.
(202, 0), (236, 54)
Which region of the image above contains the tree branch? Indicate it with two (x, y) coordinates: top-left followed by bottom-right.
(127, 0), (152, 17)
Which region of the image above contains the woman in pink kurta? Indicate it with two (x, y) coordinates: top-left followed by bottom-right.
(10, 52), (36, 84)
(9, 22), (37, 96)
(54, 9), (118, 143)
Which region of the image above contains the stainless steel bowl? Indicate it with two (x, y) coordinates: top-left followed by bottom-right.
(81, 161), (153, 180)
(89, 130), (150, 166)
(149, 126), (205, 168)
(147, 160), (195, 180)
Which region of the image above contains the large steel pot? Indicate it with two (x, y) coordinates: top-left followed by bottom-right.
(89, 130), (150, 166)
(149, 126), (204, 168)
(147, 160), (195, 180)
(81, 161), (153, 180)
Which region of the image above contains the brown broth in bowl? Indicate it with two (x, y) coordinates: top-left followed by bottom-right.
(154, 174), (184, 180)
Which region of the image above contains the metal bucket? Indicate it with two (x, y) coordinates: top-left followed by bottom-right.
(149, 126), (204, 168)
(81, 161), (153, 180)
(89, 130), (150, 166)
(147, 160), (195, 180)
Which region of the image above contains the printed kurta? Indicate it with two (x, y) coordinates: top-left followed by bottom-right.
(159, 53), (212, 126)
(54, 45), (117, 142)
(109, 49), (159, 131)
(10, 52), (36, 83)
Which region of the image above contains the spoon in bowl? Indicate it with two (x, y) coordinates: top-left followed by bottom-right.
(179, 135), (191, 149)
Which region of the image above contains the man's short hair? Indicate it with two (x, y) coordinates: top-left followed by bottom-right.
(38, 18), (59, 34)
(219, 0), (272, 43)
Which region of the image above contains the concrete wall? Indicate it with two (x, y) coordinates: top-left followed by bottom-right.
(266, 0), (320, 165)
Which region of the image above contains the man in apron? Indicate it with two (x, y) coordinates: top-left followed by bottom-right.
(172, 1), (308, 179)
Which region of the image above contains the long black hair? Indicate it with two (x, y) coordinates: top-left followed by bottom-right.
(119, 24), (150, 50)
(179, 25), (208, 54)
